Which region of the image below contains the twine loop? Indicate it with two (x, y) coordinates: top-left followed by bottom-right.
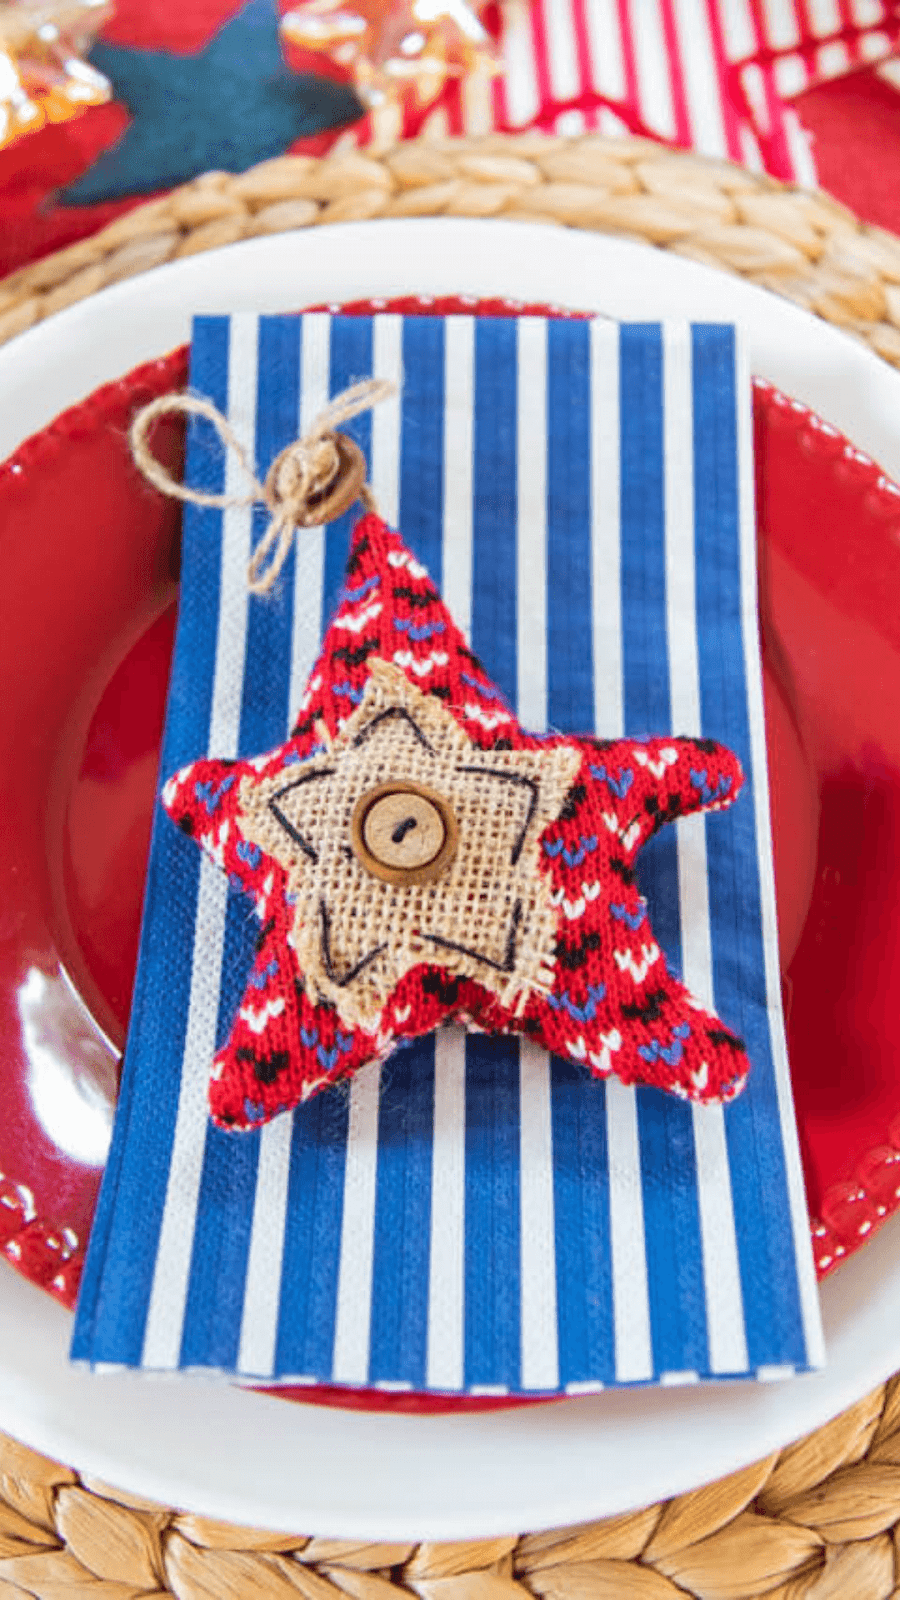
(130, 376), (395, 594)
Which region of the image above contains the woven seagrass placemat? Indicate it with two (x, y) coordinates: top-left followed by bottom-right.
(3, 132), (900, 359)
(3, 132), (900, 1597)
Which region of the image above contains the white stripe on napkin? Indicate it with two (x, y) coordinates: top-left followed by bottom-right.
(426, 1028), (467, 1391)
(371, 315), (404, 527)
(289, 313), (332, 721)
(516, 317), (549, 733)
(442, 316), (475, 642)
(330, 340), (403, 1384)
(589, 318), (653, 1385)
(589, 317), (623, 741)
(515, 317), (559, 1391)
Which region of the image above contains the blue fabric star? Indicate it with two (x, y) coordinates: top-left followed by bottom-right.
(63, 0), (362, 205)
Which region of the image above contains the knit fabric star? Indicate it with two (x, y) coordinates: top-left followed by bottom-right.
(162, 513), (750, 1130)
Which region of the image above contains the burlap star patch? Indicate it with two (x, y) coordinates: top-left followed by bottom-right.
(162, 513), (750, 1129)
(236, 658), (580, 1029)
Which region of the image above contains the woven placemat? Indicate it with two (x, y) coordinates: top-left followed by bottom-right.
(2, 131), (900, 364)
(3, 130), (900, 1595)
(0, 1380), (897, 1598)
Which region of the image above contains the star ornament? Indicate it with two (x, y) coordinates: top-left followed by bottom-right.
(64, 0), (361, 205)
(162, 513), (751, 1131)
(0, 0), (111, 151)
(281, 0), (500, 110)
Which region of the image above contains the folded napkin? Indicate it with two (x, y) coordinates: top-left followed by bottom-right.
(72, 311), (824, 1393)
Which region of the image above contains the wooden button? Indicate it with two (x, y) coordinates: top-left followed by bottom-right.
(298, 432), (366, 527)
(351, 782), (458, 886)
(266, 431), (367, 529)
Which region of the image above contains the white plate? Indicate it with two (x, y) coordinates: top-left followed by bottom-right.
(1, 219), (898, 1539)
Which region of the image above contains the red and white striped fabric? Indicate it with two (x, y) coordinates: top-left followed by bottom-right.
(347, 0), (900, 188)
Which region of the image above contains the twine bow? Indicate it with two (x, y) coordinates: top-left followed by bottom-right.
(130, 377), (395, 594)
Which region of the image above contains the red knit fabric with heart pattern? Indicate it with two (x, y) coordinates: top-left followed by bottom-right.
(161, 512), (747, 1129)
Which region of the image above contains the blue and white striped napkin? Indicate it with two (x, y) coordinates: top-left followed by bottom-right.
(72, 312), (824, 1394)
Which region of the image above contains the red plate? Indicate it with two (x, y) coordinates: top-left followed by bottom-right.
(1, 296), (897, 1412)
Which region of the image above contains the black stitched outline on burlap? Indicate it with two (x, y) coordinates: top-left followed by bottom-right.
(352, 706), (435, 755)
(319, 899), (387, 987)
(268, 767), (336, 862)
(425, 899), (523, 975)
(454, 766), (539, 865)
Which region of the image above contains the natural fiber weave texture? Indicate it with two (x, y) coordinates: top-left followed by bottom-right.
(3, 130), (899, 1581)
(2, 1379), (900, 1597)
(232, 660), (579, 1023)
(4, 133), (900, 369)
